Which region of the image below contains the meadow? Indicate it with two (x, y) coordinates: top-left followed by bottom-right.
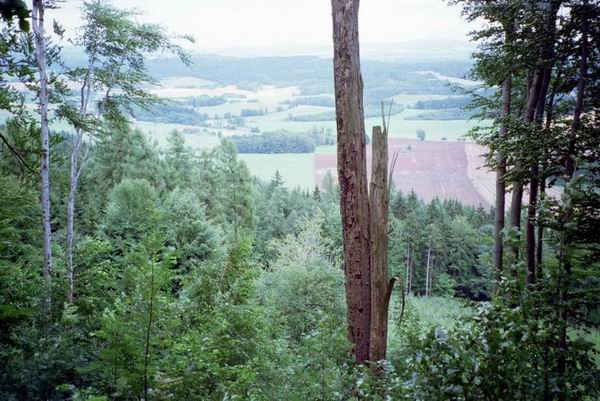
(238, 152), (315, 189)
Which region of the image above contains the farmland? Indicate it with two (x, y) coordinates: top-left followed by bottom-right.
(1, 55), (494, 201)
(130, 68), (491, 196)
(316, 138), (493, 207)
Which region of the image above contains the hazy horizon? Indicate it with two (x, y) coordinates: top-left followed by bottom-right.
(56, 0), (474, 54)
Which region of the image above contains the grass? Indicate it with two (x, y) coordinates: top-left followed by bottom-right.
(159, 76), (216, 88)
(396, 296), (473, 332)
(389, 94), (464, 106)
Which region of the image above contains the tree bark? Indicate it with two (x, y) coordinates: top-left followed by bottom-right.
(331, 0), (371, 364)
(526, 2), (559, 286)
(143, 257), (157, 401)
(495, 72), (512, 275)
(537, 68), (561, 280)
(32, 0), (52, 310)
(369, 125), (392, 362)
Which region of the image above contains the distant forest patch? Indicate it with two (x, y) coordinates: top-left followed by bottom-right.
(231, 129), (334, 153)
(286, 102), (405, 122)
(133, 101), (209, 125)
(405, 109), (476, 121)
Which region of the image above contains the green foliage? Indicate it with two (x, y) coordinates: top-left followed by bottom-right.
(258, 212), (351, 399)
(162, 188), (221, 273)
(103, 179), (160, 242)
(260, 212), (345, 341)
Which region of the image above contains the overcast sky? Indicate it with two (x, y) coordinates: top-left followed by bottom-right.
(56, 0), (472, 50)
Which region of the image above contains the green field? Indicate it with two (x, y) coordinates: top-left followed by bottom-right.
(134, 121), (221, 148)
(247, 107), (487, 141)
(239, 152), (315, 189)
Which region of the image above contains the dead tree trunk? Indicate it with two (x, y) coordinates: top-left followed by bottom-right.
(369, 125), (396, 362)
(331, 0), (372, 364)
(32, 0), (53, 310)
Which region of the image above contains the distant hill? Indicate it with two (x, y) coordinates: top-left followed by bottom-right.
(195, 40), (475, 61)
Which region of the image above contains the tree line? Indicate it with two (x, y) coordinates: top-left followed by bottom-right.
(230, 129), (334, 153)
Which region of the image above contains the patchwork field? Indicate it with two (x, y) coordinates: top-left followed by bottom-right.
(247, 107), (485, 141)
(315, 138), (494, 207)
(2, 70), (495, 202)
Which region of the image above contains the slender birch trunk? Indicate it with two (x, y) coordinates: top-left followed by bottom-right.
(66, 50), (97, 302)
(32, 0), (52, 310)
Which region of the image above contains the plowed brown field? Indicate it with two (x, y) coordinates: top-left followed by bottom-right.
(314, 138), (495, 208)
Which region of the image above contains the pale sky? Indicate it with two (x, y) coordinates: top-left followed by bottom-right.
(55, 0), (472, 51)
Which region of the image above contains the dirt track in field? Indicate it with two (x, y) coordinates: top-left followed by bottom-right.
(314, 138), (494, 208)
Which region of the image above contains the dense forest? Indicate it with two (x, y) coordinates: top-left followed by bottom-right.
(1, 1), (599, 401)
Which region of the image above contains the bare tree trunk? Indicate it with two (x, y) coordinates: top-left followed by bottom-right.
(408, 251), (412, 294)
(32, 0), (52, 310)
(557, 6), (587, 397)
(66, 143), (80, 303)
(537, 67), (561, 281)
(369, 125), (395, 362)
(331, 0), (371, 364)
(525, 166), (539, 285)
